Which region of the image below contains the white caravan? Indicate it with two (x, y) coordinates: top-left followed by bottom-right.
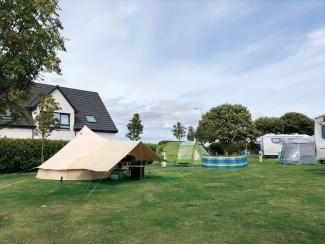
(260, 134), (309, 157)
(315, 115), (325, 162)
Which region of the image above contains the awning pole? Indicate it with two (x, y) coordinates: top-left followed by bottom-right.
(141, 146), (143, 179)
(298, 143), (301, 164)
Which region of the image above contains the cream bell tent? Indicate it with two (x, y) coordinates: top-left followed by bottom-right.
(36, 126), (163, 180)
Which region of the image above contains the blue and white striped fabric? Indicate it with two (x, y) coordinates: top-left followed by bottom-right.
(202, 155), (248, 169)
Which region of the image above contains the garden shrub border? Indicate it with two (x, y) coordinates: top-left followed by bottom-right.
(0, 138), (68, 174)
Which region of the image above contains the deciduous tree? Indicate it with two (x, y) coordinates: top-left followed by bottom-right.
(255, 117), (284, 135)
(172, 122), (186, 141)
(126, 113), (143, 141)
(33, 94), (61, 163)
(196, 104), (258, 154)
(281, 112), (314, 135)
(0, 0), (65, 121)
(187, 126), (195, 141)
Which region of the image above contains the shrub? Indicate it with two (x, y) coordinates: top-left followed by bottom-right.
(209, 142), (259, 155)
(0, 138), (67, 174)
(145, 143), (158, 153)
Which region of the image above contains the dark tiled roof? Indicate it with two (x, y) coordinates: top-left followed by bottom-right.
(1, 83), (118, 133)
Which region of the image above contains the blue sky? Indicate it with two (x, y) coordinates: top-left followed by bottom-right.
(45, 0), (325, 142)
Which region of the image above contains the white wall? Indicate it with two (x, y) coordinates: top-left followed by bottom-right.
(0, 127), (117, 141)
(75, 130), (116, 140)
(32, 88), (75, 141)
(0, 127), (33, 139)
(95, 132), (116, 140)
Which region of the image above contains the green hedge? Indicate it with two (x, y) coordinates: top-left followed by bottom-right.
(0, 138), (67, 174)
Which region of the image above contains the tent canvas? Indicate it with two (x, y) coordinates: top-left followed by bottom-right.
(37, 126), (164, 180)
(279, 138), (316, 164)
(157, 141), (208, 165)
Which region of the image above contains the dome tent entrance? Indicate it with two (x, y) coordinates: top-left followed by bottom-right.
(37, 126), (164, 180)
(157, 141), (208, 165)
(279, 138), (316, 164)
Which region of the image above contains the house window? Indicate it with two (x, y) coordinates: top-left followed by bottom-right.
(53, 112), (70, 129)
(86, 116), (96, 123)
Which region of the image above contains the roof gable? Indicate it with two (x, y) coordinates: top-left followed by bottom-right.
(57, 85), (118, 132)
(1, 83), (118, 133)
(28, 85), (78, 113)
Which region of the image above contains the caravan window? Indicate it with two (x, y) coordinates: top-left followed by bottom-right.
(271, 138), (282, 144)
(322, 125), (325, 139)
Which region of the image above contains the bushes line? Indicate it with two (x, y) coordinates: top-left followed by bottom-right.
(0, 138), (158, 174)
(0, 138), (68, 174)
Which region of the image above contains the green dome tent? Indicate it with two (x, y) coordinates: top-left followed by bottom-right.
(156, 141), (208, 166)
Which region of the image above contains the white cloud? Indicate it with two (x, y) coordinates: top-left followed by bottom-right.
(299, 28), (325, 54)
(109, 99), (201, 141)
(43, 1), (325, 142)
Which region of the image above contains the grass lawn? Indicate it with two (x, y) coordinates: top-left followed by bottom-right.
(0, 157), (325, 243)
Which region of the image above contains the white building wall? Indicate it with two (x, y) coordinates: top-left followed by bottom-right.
(95, 132), (116, 140)
(0, 127), (33, 139)
(0, 127), (117, 141)
(32, 89), (75, 141)
(75, 130), (116, 140)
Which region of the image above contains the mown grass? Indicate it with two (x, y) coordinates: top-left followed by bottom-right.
(0, 158), (324, 243)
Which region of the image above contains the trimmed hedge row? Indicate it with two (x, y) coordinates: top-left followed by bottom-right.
(0, 138), (68, 174)
(0, 137), (158, 174)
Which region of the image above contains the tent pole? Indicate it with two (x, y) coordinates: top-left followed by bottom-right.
(141, 147), (143, 179)
(298, 143), (300, 164)
(192, 145), (194, 165)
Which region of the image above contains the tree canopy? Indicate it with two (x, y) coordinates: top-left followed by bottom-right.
(0, 0), (65, 120)
(126, 113), (143, 141)
(172, 122), (186, 141)
(187, 126), (195, 141)
(196, 104), (258, 153)
(255, 117), (284, 135)
(281, 112), (314, 135)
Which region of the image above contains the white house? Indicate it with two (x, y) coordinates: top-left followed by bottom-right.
(0, 83), (118, 140)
